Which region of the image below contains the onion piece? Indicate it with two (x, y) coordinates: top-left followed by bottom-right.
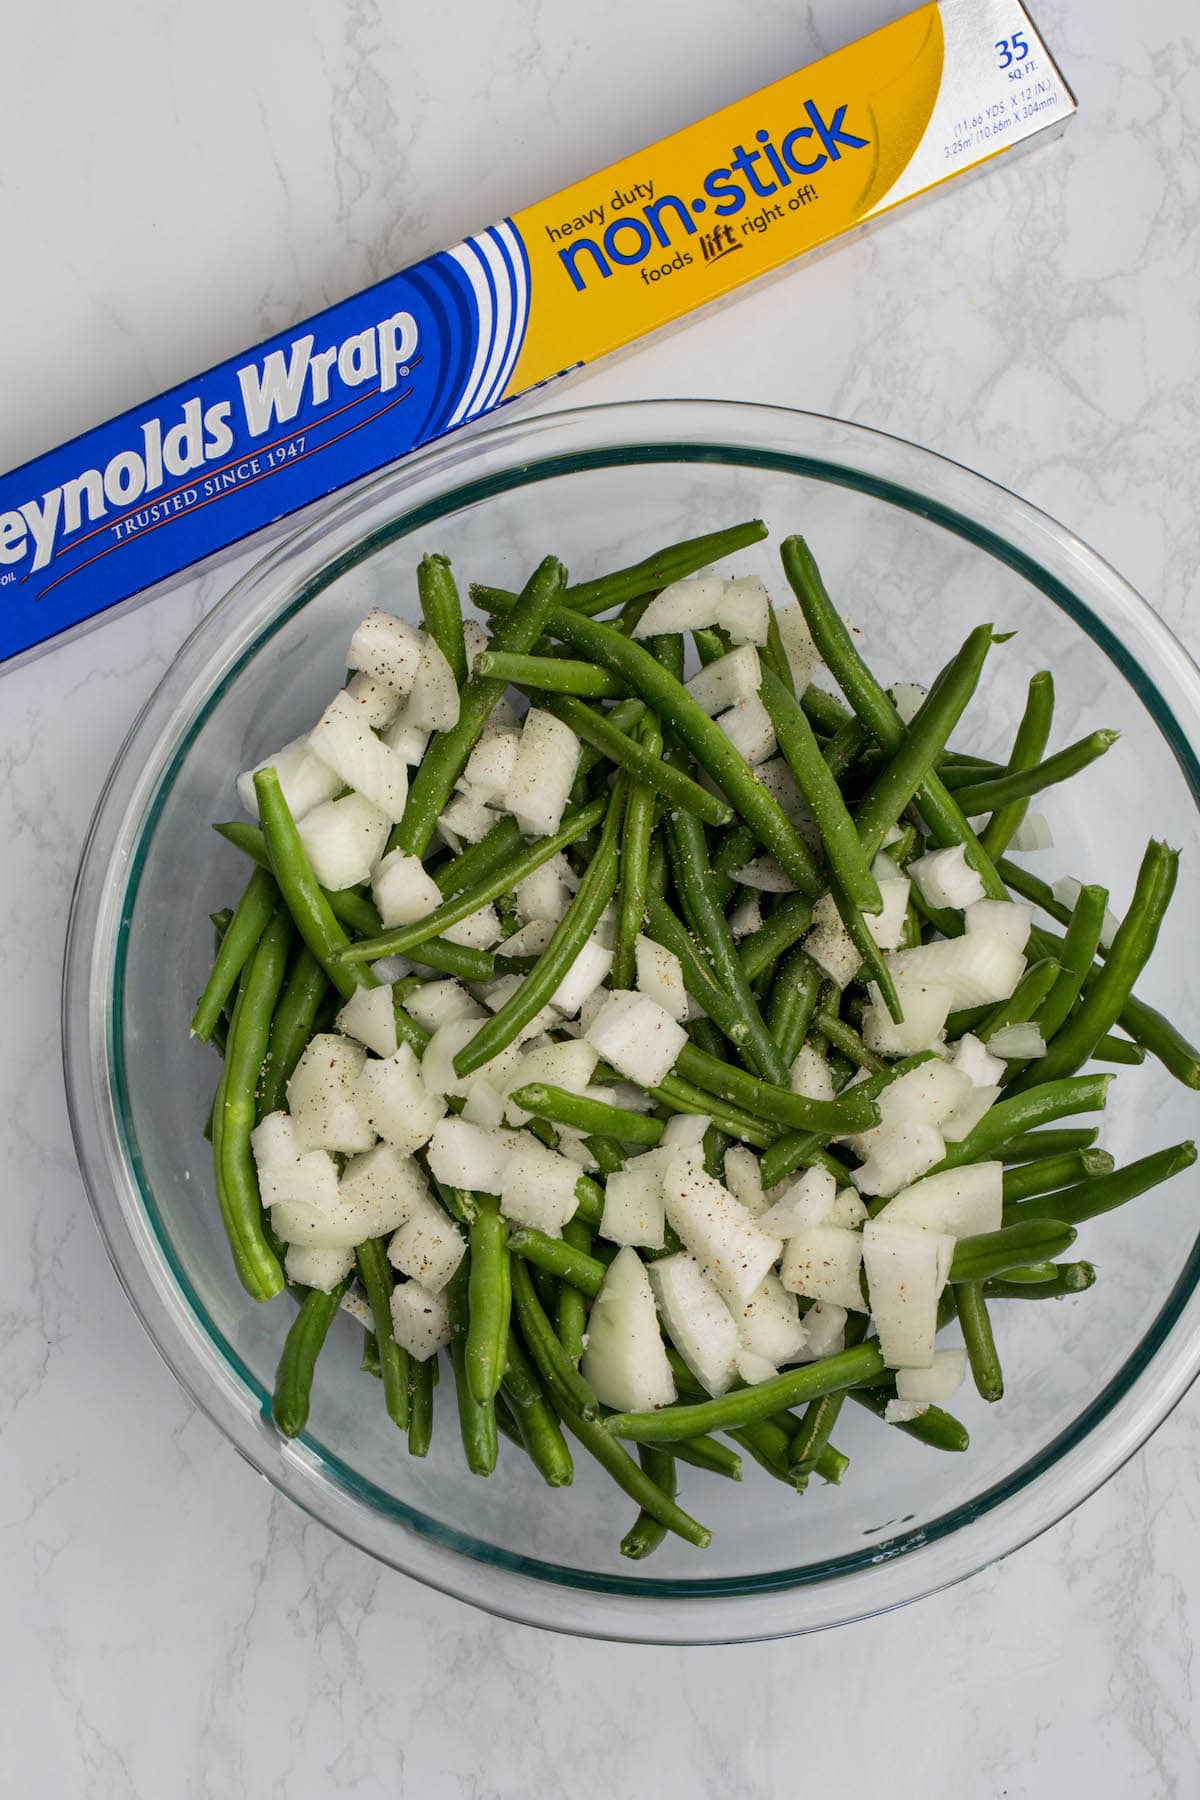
(581, 1247), (676, 1413)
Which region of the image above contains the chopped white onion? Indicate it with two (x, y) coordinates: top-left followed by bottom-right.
(498, 1136), (581, 1235)
(723, 1145), (767, 1217)
(790, 1044), (835, 1104)
(515, 853), (575, 924)
(890, 682), (927, 725)
(908, 844), (986, 911)
(344, 671), (403, 729)
(386, 1192), (466, 1292)
(381, 707), (431, 767)
(715, 693), (777, 766)
(437, 789), (495, 846)
(599, 1153), (668, 1249)
(759, 1164), (837, 1235)
(348, 609), (423, 692)
(733, 856), (796, 893)
(358, 1041), (446, 1153)
(441, 903), (503, 950)
(251, 1112), (340, 1211)
(631, 574), (727, 638)
(662, 1157), (781, 1308)
(988, 1022), (1047, 1059)
(774, 606), (822, 689)
(421, 1018), (522, 1100)
(805, 892), (863, 989)
(634, 934), (688, 1022)
(287, 1035), (376, 1153)
(403, 980), (484, 1032)
(865, 875), (911, 951)
(390, 1280), (451, 1360)
(425, 1118), (512, 1192)
(861, 1218), (954, 1368)
(404, 633), (461, 732)
(964, 897), (1033, 952)
(715, 575), (771, 646)
(1009, 812), (1054, 852)
(881, 1161), (1003, 1238)
(736, 1271), (808, 1366)
(797, 1299), (846, 1360)
(585, 990), (687, 1089)
(779, 1224), (866, 1311)
(463, 726), (519, 803)
(581, 1247), (676, 1413)
(549, 934), (613, 1017)
(372, 846), (448, 926)
(862, 974), (954, 1057)
(684, 643), (762, 715)
(284, 1243), (355, 1291)
(308, 690), (410, 822)
(896, 1348), (967, 1405)
(647, 1252), (739, 1396)
(728, 893), (763, 940)
(297, 793), (390, 891)
(237, 737), (341, 821)
(507, 708), (581, 837)
(952, 1032), (1006, 1088)
(335, 984), (399, 1059)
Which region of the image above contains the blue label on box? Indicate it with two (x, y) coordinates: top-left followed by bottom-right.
(0, 221), (531, 665)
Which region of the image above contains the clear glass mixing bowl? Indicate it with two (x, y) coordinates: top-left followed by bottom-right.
(63, 400), (1200, 1643)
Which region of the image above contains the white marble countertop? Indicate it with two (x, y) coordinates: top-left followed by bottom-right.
(3, 2), (1199, 1793)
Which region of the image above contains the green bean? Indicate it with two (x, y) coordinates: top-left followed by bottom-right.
(759, 662), (882, 913)
(975, 958), (1061, 1043)
(667, 1436), (744, 1481)
(1031, 882), (1108, 1047)
(471, 519), (768, 620)
(541, 608), (824, 896)
(650, 1075), (779, 1151)
(1002, 1148), (1114, 1203)
(611, 718), (661, 990)
(453, 788), (625, 1076)
(955, 1281), (1003, 1402)
(853, 624), (997, 859)
(466, 1196), (512, 1406)
(821, 715), (867, 782)
(1092, 1035), (1144, 1065)
(361, 1329), (382, 1378)
(810, 997), (887, 1073)
(979, 670), (1054, 857)
(215, 910), (291, 1301)
(948, 730), (1120, 816)
(781, 535), (1010, 899)
(547, 694), (733, 826)
(986, 1262), (1097, 1299)
(494, 1393), (526, 1451)
(500, 1329), (573, 1487)
(758, 1052), (932, 1188)
(710, 825), (759, 908)
(786, 1317), (869, 1483)
(417, 551), (468, 687)
(990, 1263), (1058, 1284)
(570, 1175), (606, 1229)
(556, 1218), (592, 1365)
(949, 1219), (1076, 1283)
(553, 1398), (713, 1548)
(512, 1082), (663, 1147)
(253, 770), (372, 1002)
(394, 555), (567, 858)
(767, 947), (823, 1065)
(997, 1127), (1101, 1163)
(392, 990), (431, 1058)
(511, 1257), (599, 1420)
(849, 1386), (970, 1452)
(434, 815), (525, 898)
(446, 1259), (498, 1476)
(584, 1137), (626, 1176)
(355, 1238), (410, 1429)
(257, 945), (329, 1120)
(674, 1040), (879, 1136)
(335, 797), (607, 964)
(604, 1343), (885, 1443)
(507, 1226), (605, 1297)
(644, 893), (769, 1073)
(1003, 1140), (1196, 1227)
(407, 1355), (435, 1457)
(272, 1278), (351, 1437)
(1008, 842), (1178, 1093)
(191, 865), (279, 1040)
(763, 600), (796, 695)
(620, 1447), (677, 1559)
(475, 649), (627, 698)
(733, 894), (814, 984)
(728, 1420), (800, 1485)
(925, 1074), (1112, 1174)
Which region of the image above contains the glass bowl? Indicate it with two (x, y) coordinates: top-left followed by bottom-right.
(63, 400), (1200, 1643)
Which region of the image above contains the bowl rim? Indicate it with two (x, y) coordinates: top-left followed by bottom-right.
(63, 397), (1200, 1643)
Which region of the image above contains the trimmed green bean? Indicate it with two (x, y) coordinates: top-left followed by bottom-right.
(767, 946), (823, 1065)
(361, 1329), (382, 1378)
(548, 694), (733, 827)
(610, 717), (661, 990)
(674, 1040), (879, 1136)
(355, 1238), (410, 1429)
(512, 1081), (663, 1147)
(1002, 1148), (1114, 1203)
(948, 729), (1119, 816)
(604, 1343), (886, 1443)
(447, 1260), (498, 1476)
(736, 894), (815, 984)
(926, 1074), (1112, 1175)
(620, 1447), (677, 1560)
(511, 1257), (599, 1420)
(986, 1262), (1097, 1299)
(1004, 1140), (1196, 1227)
(1032, 882), (1108, 1046)
(667, 1436), (744, 1482)
(254, 770), (372, 1002)
(192, 865), (279, 1040)
(476, 649), (627, 698)
(272, 1278), (351, 1437)
(975, 958), (1061, 1043)
(650, 1074), (779, 1151)
(215, 910), (291, 1301)
(508, 1226), (605, 1297)
(407, 1355), (435, 1457)
(849, 1386), (970, 1452)
(466, 1196), (512, 1406)
(949, 1219), (1077, 1283)
(501, 1329), (573, 1487)
(453, 788), (625, 1076)
(417, 551), (468, 687)
(257, 945), (329, 1120)
(556, 1218), (592, 1365)
(554, 1399), (713, 1547)
(1093, 1035), (1145, 1066)
(979, 670), (1054, 857)
(434, 815), (524, 898)
(955, 1281), (1003, 1402)
(998, 1127), (1101, 1163)
(335, 797), (607, 964)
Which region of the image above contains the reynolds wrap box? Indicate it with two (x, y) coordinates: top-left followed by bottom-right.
(0, 0), (1074, 667)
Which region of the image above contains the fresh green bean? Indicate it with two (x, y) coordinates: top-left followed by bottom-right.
(335, 797), (607, 964)
(1002, 1148), (1114, 1203)
(254, 770), (373, 1002)
(948, 729), (1120, 816)
(975, 958), (1061, 1043)
(1093, 1035), (1145, 1065)
(728, 1420), (800, 1485)
(853, 624), (997, 858)
(547, 693), (733, 827)
(542, 607), (825, 895)
(667, 1436), (744, 1481)
(986, 1262), (1097, 1299)
(1008, 842), (1178, 1093)
(453, 787), (625, 1076)
(556, 1218), (592, 1365)
(446, 1259), (498, 1476)
(511, 1082), (664, 1146)
(1031, 883), (1108, 1046)
(215, 910), (291, 1300)
(272, 1278), (351, 1437)
(949, 1219), (1077, 1283)
(758, 1053), (933, 1188)
(759, 662), (882, 913)
(979, 670), (1054, 857)
(997, 1127), (1101, 1163)
(849, 1386), (970, 1452)
(735, 894), (815, 984)
(810, 997), (887, 1073)
(554, 1398), (713, 1547)
(955, 1281), (1003, 1401)
(763, 601), (796, 695)
(511, 1257), (599, 1420)
(434, 815), (525, 898)
(644, 893), (769, 1074)
(191, 865), (279, 1040)
(466, 1196), (512, 1406)
(394, 555), (566, 857)
(674, 1040), (879, 1136)
(257, 945), (329, 1120)
(501, 1329), (573, 1487)
(417, 551), (468, 688)
(355, 1238), (410, 1429)
(361, 1329), (382, 1378)
(507, 1226), (605, 1297)
(767, 947), (823, 1065)
(471, 519), (769, 620)
(475, 649), (627, 698)
(650, 1075), (780, 1151)
(604, 1343), (885, 1443)
(620, 1447), (677, 1559)
(925, 1074), (1112, 1174)
(407, 1355), (435, 1457)
(611, 718), (661, 990)
(1003, 1140), (1196, 1227)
